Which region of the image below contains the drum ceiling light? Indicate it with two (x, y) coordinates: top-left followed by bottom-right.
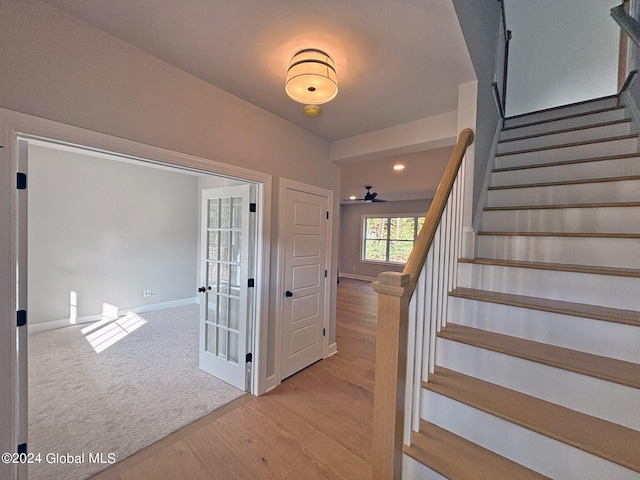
(285, 48), (338, 106)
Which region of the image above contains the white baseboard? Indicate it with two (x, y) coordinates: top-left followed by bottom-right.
(327, 342), (338, 357)
(28, 297), (198, 333)
(339, 273), (377, 282)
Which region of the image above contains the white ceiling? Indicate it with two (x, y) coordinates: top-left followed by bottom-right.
(40, 0), (475, 200)
(340, 146), (454, 203)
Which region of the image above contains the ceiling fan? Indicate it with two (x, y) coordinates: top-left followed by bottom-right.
(345, 186), (387, 203)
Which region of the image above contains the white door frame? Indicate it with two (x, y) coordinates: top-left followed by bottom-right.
(0, 107), (272, 479)
(274, 178), (333, 385)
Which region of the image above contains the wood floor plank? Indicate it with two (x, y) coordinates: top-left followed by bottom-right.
(120, 439), (216, 480)
(91, 278), (375, 480)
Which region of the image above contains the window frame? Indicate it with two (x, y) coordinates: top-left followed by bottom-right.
(360, 213), (425, 265)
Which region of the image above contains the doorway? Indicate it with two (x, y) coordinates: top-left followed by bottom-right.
(13, 131), (271, 479)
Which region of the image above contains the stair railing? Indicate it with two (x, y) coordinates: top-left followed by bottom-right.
(611, 1), (637, 91)
(371, 128), (474, 479)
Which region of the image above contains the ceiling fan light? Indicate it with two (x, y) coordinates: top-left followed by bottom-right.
(285, 49), (338, 105)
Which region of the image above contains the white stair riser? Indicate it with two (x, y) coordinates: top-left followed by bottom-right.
(476, 235), (640, 269)
(491, 156), (640, 186)
(498, 122), (632, 154)
(421, 389), (639, 480)
(495, 137), (638, 169)
(487, 179), (640, 207)
(500, 108), (628, 140)
(503, 97), (620, 128)
(482, 206), (640, 233)
(435, 338), (640, 431)
(456, 262), (640, 310)
(402, 456), (448, 480)
(448, 297), (640, 363)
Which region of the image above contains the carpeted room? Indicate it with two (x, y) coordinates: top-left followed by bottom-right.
(26, 141), (249, 480)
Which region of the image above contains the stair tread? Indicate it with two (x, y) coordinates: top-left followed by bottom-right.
(479, 231), (640, 238)
(493, 152), (640, 172)
(404, 420), (550, 480)
(488, 174), (640, 190)
(502, 105), (625, 132)
(499, 118), (631, 144)
(459, 257), (640, 278)
(438, 324), (640, 389)
(503, 95), (619, 123)
(450, 287), (640, 327)
(485, 201), (640, 211)
(423, 367), (640, 472)
(494, 134), (637, 157)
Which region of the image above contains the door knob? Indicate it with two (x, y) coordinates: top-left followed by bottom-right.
(198, 286), (206, 293)
(285, 290), (293, 297)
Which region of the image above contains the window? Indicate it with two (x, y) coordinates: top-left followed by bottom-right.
(362, 215), (425, 264)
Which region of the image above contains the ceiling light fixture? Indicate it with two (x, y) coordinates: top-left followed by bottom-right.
(285, 48), (338, 115)
(393, 164), (405, 171)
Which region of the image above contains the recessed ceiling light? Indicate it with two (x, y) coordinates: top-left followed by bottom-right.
(349, 195), (357, 200)
(393, 164), (405, 171)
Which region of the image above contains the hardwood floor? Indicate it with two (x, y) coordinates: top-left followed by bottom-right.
(91, 278), (377, 480)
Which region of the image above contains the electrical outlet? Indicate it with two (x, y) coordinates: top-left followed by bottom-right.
(143, 290), (153, 297)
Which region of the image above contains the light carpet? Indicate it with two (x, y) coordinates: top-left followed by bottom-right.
(28, 304), (245, 480)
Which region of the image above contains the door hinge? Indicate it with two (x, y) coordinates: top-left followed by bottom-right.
(248, 278), (255, 288)
(322, 328), (326, 337)
(324, 270), (327, 278)
(17, 173), (27, 190)
(249, 203), (256, 213)
(17, 310), (27, 328)
(17, 443), (27, 455)
(246, 352), (252, 363)
(326, 211), (329, 220)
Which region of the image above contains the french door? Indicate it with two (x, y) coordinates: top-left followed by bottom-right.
(199, 184), (252, 390)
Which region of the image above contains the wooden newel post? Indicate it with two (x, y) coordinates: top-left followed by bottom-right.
(371, 271), (415, 480)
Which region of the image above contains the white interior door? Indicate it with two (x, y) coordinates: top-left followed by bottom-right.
(280, 187), (329, 379)
(199, 184), (251, 391)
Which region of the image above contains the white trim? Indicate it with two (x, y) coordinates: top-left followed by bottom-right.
(360, 213), (426, 264)
(275, 178), (333, 384)
(621, 90), (640, 133)
(264, 374), (278, 393)
(327, 342), (338, 357)
(472, 115), (504, 232)
(339, 273), (377, 282)
(28, 297), (199, 334)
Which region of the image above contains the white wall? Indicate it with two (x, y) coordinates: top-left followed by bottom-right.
(0, 0), (341, 465)
(504, 0), (620, 116)
(27, 144), (199, 326)
(452, 0), (501, 222)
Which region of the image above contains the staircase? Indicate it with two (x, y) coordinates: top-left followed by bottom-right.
(403, 96), (640, 479)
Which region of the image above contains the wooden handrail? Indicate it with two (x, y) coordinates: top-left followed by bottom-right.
(611, 3), (640, 47)
(402, 128), (474, 285)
